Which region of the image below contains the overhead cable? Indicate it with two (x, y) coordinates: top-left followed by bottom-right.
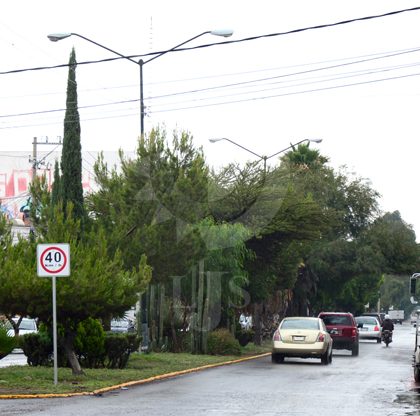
(1, 6), (420, 75)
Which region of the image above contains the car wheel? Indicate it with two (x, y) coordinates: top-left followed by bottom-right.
(376, 338), (381, 344)
(414, 367), (420, 382)
(321, 350), (329, 365)
(351, 342), (359, 356)
(271, 353), (284, 364)
(328, 350), (333, 364)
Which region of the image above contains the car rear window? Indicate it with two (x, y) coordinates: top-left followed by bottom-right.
(356, 317), (377, 325)
(281, 319), (320, 330)
(320, 315), (352, 326)
(12, 318), (37, 331)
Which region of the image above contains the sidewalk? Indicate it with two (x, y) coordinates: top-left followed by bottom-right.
(0, 351), (27, 368)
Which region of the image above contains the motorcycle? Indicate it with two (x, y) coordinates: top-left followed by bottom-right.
(382, 329), (393, 347)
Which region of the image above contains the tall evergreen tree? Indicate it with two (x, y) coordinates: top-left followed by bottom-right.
(61, 48), (84, 221)
(51, 159), (62, 206)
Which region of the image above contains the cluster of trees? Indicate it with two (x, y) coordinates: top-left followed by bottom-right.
(88, 127), (419, 345)
(1, 48), (419, 373)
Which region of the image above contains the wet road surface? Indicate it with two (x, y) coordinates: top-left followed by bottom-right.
(1, 323), (419, 415)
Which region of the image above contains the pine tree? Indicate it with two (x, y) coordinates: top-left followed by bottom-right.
(61, 48), (84, 221)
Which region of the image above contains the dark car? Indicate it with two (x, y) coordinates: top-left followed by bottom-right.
(318, 312), (359, 356)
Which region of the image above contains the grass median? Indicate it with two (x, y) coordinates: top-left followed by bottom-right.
(0, 343), (271, 396)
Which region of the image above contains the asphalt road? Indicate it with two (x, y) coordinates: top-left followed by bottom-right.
(1, 323), (419, 416)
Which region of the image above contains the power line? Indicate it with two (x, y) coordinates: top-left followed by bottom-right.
(0, 153), (29, 158)
(0, 65), (418, 130)
(1, 45), (417, 102)
(1, 6), (420, 76)
(0, 98), (138, 119)
(151, 70), (420, 113)
(146, 47), (420, 101)
(148, 61), (420, 110)
(0, 192), (30, 201)
(1, 45), (420, 123)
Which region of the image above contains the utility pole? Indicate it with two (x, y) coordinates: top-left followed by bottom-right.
(30, 137), (38, 179)
(25, 136), (63, 225)
(29, 136), (63, 181)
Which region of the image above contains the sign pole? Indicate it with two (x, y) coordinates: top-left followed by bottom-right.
(37, 243), (70, 385)
(52, 275), (58, 385)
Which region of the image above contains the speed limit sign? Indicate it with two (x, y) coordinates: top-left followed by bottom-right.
(37, 244), (70, 277)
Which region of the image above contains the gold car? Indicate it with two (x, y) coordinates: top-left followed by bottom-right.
(272, 317), (333, 365)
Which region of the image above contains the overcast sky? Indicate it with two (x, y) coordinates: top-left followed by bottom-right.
(1, 0), (420, 239)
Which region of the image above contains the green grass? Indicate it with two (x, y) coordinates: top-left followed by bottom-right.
(0, 343), (270, 396)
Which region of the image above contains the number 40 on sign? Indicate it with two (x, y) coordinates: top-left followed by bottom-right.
(37, 244), (70, 277)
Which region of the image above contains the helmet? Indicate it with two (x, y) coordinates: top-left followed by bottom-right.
(385, 314), (390, 319)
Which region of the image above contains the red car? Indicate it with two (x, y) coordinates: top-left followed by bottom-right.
(318, 312), (359, 356)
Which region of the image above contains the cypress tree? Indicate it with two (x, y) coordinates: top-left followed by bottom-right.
(51, 159), (62, 206)
(61, 47), (84, 221)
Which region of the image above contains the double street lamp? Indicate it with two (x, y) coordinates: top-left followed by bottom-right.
(48, 29), (233, 352)
(209, 137), (323, 172)
(48, 30), (233, 137)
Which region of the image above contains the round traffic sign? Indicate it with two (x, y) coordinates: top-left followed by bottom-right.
(38, 244), (69, 276)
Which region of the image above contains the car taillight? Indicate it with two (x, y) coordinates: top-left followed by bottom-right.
(352, 328), (357, 337)
(374, 325), (379, 332)
(317, 333), (325, 342)
(273, 330), (281, 341)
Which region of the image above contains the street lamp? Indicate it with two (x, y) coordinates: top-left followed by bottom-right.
(48, 30), (233, 136)
(209, 137), (323, 172)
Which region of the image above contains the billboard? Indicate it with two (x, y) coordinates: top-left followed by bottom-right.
(0, 150), (123, 221)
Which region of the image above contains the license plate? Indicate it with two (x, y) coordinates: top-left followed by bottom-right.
(293, 336), (305, 341)
(360, 327), (368, 331)
(329, 329), (339, 335)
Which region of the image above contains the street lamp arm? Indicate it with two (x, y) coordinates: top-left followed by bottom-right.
(73, 33), (139, 66)
(143, 31), (210, 65)
(266, 138), (322, 161)
(142, 29), (233, 65)
(48, 32), (139, 66)
(210, 138), (263, 159)
(48, 29), (233, 137)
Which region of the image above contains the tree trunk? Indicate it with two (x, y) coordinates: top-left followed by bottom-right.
(202, 295), (210, 354)
(197, 262), (205, 353)
(253, 302), (262, 346)
(149, 285), (156, 347)
(191, 265), (197, 354)
(64, 332), (84, 375)
(170, 300), (180, 352)
(158, 284), (165, 348)
(8, 316), (22, 337)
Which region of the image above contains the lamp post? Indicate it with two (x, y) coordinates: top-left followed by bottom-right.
(48, 30), (233, 136)
(209, 137), (323, 172)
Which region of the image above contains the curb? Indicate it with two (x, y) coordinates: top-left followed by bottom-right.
(0, 352), (271, 400)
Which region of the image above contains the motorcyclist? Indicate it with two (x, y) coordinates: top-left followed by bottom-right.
(382, 315), (395, 332)
(381, 315), (394, 345)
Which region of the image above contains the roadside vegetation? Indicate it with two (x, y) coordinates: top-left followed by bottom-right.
(1, 46), (419, 390)
(0, 343), (270, 396)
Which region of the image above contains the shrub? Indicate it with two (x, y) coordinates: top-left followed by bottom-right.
(105, 333), (141, 369)
(0, 323), (16, 360)
(75, 318), (106, 368)
(207, 328), (241, 356)
(20, 332), (52, 366)
(20, 321), (140, 369)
